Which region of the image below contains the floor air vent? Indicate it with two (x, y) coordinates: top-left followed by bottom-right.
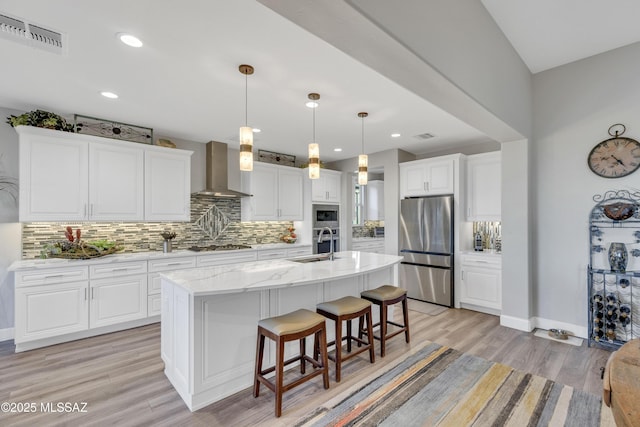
(0, 13), (66, 54)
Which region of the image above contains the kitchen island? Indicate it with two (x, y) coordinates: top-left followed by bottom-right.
(160, 250), (402, 411)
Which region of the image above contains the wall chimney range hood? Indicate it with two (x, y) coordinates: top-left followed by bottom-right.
(199, 141), (251, 198)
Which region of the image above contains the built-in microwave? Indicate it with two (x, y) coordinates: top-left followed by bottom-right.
(312, 204), (339, 229)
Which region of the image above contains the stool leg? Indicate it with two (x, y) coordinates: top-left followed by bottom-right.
(318, 328), (330, 390)
(380, 302), (388, 358)
(366, 310), (375, 363)
(335, 317), (343, 382)
(300, 337), (306, 374)
(358, 316), (364, 347)
(346, 319), (352, 353)
(402, 297), (410, 343)
(275, 337), (285, 418)
(253, 331), (265, 397)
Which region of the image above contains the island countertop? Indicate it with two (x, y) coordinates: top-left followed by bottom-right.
(160, 250), (402, 296)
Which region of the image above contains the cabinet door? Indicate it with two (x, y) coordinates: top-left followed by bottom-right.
(400, 163), (428, 197)
(466, 152), (501, 221)
(248, 163), (279, 220)
(89, 141), (144, 221)
(425, 158), (454, 195)
(278, 167), (304, 220)
(461, 267), (501, 310)
(324, 172), (341, 203)
(90, 274), (147, 328)
(311, 177), (327, 202)
(19, 133), (88, 221)
(15, 281), (89, 343)
(145, 149), (192, 221)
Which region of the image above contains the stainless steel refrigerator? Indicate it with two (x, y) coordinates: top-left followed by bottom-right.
(399, 195), (453, 307)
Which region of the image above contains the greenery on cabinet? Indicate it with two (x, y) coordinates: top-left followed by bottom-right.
(40, 226), (122, 259)
(6, 109), (75, 132)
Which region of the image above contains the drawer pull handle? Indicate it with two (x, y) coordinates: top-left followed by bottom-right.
(166, 262), (186, 266)
(44, 274), (64, 279)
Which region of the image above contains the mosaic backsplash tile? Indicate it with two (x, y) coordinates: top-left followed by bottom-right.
(352, 220), (385, 238)
(21, 194), (293, 259)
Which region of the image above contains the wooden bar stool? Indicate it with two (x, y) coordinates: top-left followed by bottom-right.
(360, 285), (410, 357)
(316, 296), (375, 382)
(253, 308), (330, 417)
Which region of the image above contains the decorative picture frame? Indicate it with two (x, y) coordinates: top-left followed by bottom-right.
(258, 149), (296, 167)
(74, 114), (153, 144)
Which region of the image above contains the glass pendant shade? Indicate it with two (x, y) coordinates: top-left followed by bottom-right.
(308, 143), (320, 179)
(239, 126), (253, 171)
(358, 154), (368, 185)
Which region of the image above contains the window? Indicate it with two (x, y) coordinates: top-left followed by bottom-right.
(352, 175), (365, 226)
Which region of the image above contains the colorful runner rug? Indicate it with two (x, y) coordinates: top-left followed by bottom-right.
(296, 342), (615, 426)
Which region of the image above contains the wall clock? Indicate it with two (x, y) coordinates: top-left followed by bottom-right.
(588, 124), (640, 178)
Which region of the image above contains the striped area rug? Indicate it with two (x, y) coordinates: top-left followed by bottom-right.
(295, 342), (616, 427)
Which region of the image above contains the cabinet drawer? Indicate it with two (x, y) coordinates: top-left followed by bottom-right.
(286, 247), (312, 257)
(89, 261), (147, 279)
(461, 255), (501, 268)
(15, 266), (89, 287)
(148, 257), (196, 273)
(148, 294), (161, 317)
(197, 251), (257, 267)
(257, 249), (287, 260)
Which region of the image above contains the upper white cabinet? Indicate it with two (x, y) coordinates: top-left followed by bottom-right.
(366, 180), (384, 220)
(241, 162), (303, 221)
(311, 169), (341, 203)
(16, 126), (192, 222)
(145, 149), (192, 221)
(465, 151), (501, 221)
(400, 156), (455, 198)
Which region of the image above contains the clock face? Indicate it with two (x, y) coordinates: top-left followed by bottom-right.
(588, 137), (640, 178)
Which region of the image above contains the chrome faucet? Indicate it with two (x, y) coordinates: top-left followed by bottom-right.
(318, 227), (335, 261)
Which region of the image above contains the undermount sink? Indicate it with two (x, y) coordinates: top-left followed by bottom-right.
(288, 254), (334, 263)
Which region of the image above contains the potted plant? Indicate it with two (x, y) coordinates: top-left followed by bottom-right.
(6, 109), (75, 132)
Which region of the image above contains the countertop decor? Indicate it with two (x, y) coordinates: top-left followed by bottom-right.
(6, 109), (74, 132)
(41, 226), (122, 260)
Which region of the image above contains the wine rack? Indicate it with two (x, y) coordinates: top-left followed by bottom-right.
(588, 190), (640, 350)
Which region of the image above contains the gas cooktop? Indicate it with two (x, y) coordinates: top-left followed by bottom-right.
(188, 244), (252, 252)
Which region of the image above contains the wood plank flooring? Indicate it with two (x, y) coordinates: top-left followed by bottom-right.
(0, 308), (612, 426)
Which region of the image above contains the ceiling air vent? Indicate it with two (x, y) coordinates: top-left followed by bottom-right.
(0, 13), (66, 55)
(413, 133), (435, 140)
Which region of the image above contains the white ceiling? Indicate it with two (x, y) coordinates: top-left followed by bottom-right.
(481, 0), (640, 74)
(1, 1), (639, 164)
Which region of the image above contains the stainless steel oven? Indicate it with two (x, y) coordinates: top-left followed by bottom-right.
(312, 204), (339, 229)
(313, 228), (340, 254)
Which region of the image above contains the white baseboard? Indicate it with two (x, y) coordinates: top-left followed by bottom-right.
(532, 317), (587, 339)
(500, 314), (533, 332)
(0, 327), (14, 343)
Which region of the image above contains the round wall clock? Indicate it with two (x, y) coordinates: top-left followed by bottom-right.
(588, 124), (640, 178)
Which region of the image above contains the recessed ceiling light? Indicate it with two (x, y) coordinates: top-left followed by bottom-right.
(117, 33), (143, 48)
(100, 91), (118, 99)
(334, 148), (342, 152)
(305, 101), (318, 108)
(252, 128), (261, 133)
(391, 133), (401, 138)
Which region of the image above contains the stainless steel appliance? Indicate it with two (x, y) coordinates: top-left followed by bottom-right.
(312, 204), (339, 229)
(313, 228), (340, 254)
(399, 195), (453, 307)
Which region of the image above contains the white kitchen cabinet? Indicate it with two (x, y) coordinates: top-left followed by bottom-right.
(148, 257), (197, 317)
(466, 151), (501, 221)
(16, 126), (192, 222)
(285, 245), (312, 257)
(145, 148), (192, 221)
(15, 281), (89, 343)
(90, 274), (148, 328)
(366, 180), (384, 220)
(400, 156), (455, 198)
(241, 162), (304, 221)
(311, 169), (342, 203)
(460, 254), (502, 314)
(352, 239), (385, 254)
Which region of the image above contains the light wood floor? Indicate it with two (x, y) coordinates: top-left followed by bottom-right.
(0, 308), (611, 427)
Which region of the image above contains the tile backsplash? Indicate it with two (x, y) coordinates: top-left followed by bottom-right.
(21, 194), (293, 258)
(352, 220), (384, 238)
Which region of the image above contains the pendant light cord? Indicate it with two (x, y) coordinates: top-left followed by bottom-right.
(244, 73), (248, 126)
(313, 104), (316, 143)
(361, 115), (365, 153)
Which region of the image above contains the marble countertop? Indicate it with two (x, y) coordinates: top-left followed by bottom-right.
(352, 237), (385, 242)
(8, 243), (312, 271)
(161, 251), (403, 296)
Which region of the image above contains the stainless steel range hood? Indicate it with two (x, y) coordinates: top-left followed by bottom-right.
(199, 141), (251, 198)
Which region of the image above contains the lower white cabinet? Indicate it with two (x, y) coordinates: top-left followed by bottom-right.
(89, 274), (147, 328)
(460, 254), (502, 314)
(148, 256), (197, 316)
(15, 281), (89, 342)
(352, 239), (385, 254)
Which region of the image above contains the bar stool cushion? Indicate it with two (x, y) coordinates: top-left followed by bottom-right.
(258, 309), (325, 336)
(361, 285), (406, 302)
(317, 296), (371, 316)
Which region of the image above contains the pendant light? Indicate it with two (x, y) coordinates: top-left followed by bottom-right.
(238, 64), (254, 171)
(358, 112), (368, 185)
(307, 93), (320, 179)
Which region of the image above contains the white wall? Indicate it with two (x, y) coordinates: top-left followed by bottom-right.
(532, 41), (640, 333)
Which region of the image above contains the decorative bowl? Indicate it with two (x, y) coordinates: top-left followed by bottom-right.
(603, 202), (635, 221)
